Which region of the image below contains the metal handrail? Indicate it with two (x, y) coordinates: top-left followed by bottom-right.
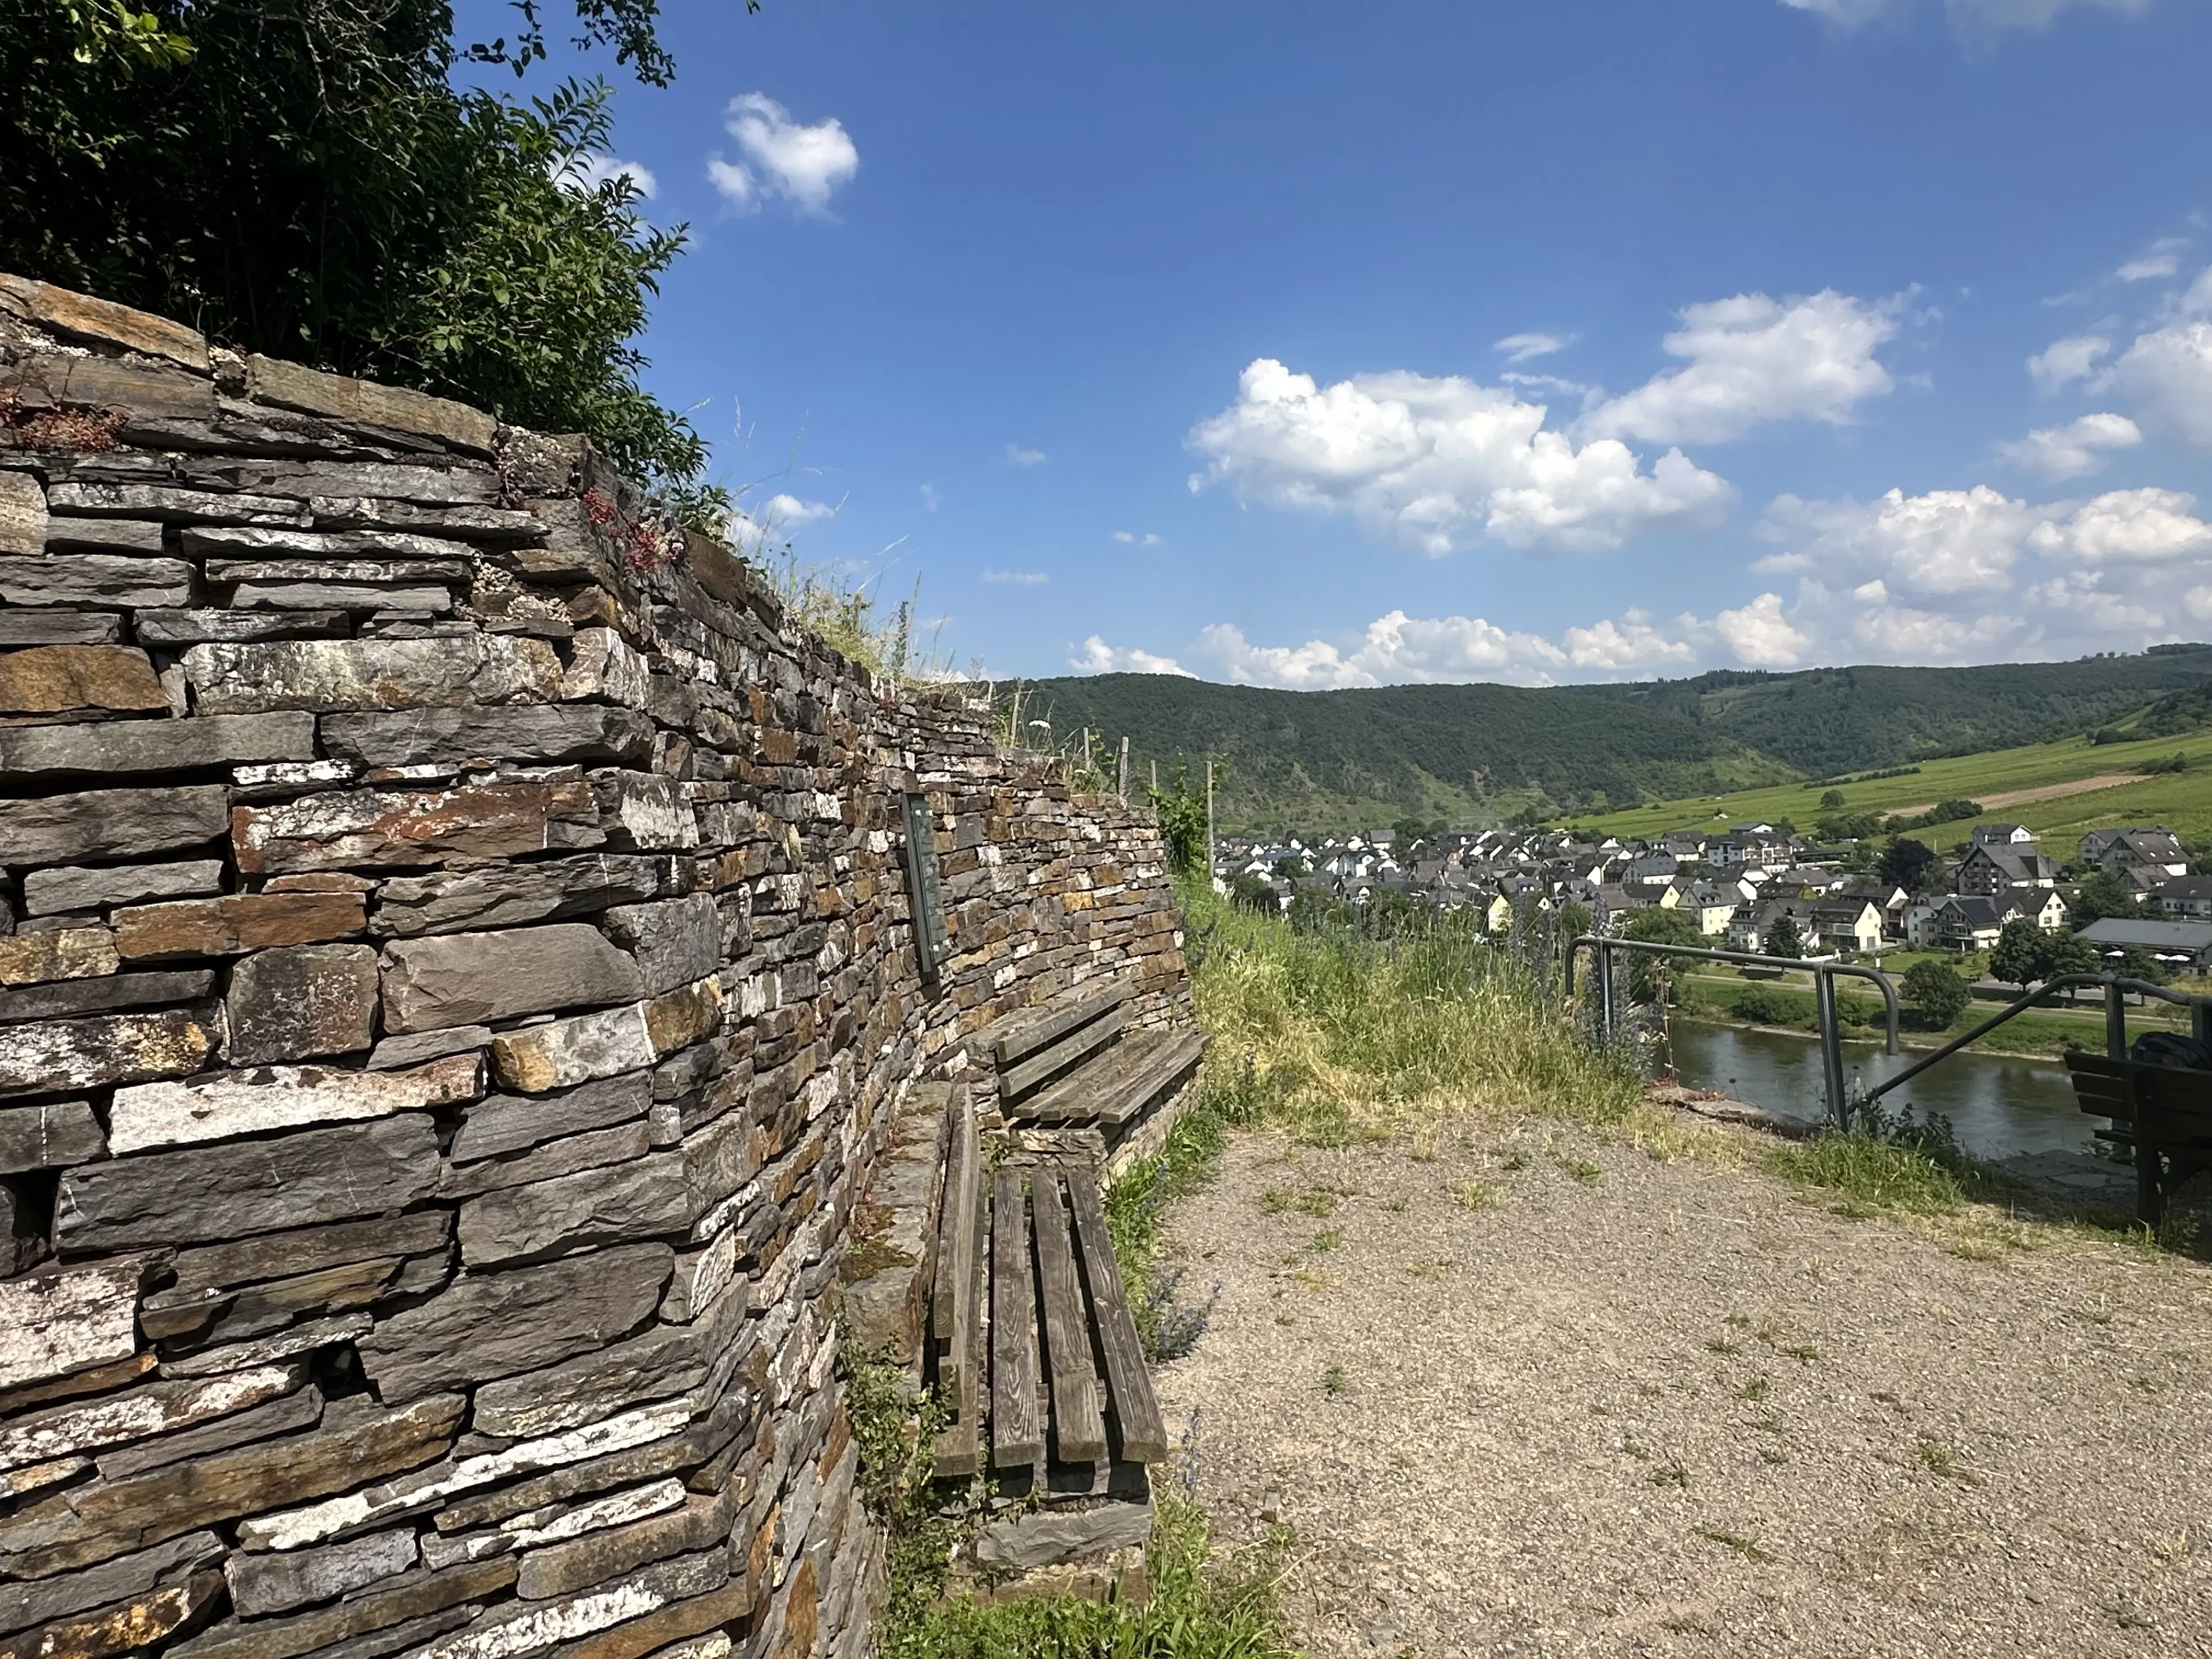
(1565, 935), (1899, 1130)
(1862, 974), (2212, 1106)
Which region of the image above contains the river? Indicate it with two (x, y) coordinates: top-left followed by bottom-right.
(1662, 1018), (2090, 1160)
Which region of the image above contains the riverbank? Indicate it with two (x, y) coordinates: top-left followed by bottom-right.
(1153, 1118), (2212, 1657)
(1671, 971), (2195, 1062)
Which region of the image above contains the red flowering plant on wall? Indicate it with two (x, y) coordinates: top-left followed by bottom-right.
(581, 484), (678, 573)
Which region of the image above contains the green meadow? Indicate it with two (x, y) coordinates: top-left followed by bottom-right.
(1569, 724), (2212, 851)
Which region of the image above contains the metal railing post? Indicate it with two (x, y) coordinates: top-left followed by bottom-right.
(1597, 939), (1616, 1043)
(2106, 979), (2127, 1060)
(1814, 968), (1847, 1131)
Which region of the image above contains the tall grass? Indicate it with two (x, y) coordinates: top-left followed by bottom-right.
(1185, 882), (1646, 1145)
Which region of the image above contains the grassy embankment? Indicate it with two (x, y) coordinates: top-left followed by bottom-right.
(1570, 723), (2212, 848)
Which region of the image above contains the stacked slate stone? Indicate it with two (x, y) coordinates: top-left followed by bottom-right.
(0, 275), (1194, 1658)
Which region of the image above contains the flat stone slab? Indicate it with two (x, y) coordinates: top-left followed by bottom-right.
(181, 636), (562, 715)
(0, 1007), (217, 1099)
(0, 712), (314, 778)
(55, 1114), (443, 1250)
(355, 1243), (673, 1403)
(232, 779), (603, 874)
(381, 925), (643, 1034)
(107, 1054), (481, 1156)
(0, 785), (228, 868)
(0, 1258), (148, 1392)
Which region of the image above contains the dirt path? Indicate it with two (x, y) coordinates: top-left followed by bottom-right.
(1887, 774), (2142, 819)
(1154, 1123), (2212, 1658)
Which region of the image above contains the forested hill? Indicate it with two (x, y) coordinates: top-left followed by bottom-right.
(1016, 645), (2212, 833)
(1575, 646), (2212, 777)
(1008, 677), (1798, 832)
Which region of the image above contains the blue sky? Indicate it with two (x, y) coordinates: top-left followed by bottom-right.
(476, 0), (2212, 687)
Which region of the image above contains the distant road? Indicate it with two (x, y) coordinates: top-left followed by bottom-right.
(1887, 773), (2142, 818)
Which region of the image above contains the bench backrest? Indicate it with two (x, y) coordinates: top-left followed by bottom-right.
(2066, 1052), (2212, 1132)
(989, 978), (1137, 1109)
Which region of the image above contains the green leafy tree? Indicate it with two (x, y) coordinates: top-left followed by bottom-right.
(1623, 904), (1700, 1002)
(1877, 837), (1940, 896)
(1762, 915), (1804, 960)
(1271, 855), (1308, 880)
(1988, 918), (2047, 993)
(1149, 767), (1209, 877)
(1820, 789), (1848, 809)
(2040, 931), (2101, 991)
(1553, 900), (1592, 944)
(1226, 872), (1276, 914)
(1, 0), (731, 513)
(2069, 870), (2143, 927)
(1902, 960), (1971, 1029)
(2116, 946), (2172, 986)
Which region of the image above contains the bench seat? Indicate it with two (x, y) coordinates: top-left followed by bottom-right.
(929, 1083), (1166, 1479)
(2063, 1052), (2212, 1225)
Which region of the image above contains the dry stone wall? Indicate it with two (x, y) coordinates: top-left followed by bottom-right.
(0, 275), (1191, 1659)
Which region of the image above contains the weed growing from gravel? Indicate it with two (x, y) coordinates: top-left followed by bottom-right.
(1696, 1526), (1774, 1563)
(1310, 1229), (1342, 1253)
(1759, 1445), (1790, 1465)
(1651, 1457), (1691, 1488)
(1259, 1188), (1293, 1214)
(1914, 1439), (1979, 1484)
(1448, 1179), (1501, 1211)
(1557, 1154), (1604, 1187)
(1736, 1377), (1771, 1402)
(1322, 1364), (1349, 1397)
(1705, 1337), (1741, 1355)
(1295, 1190), (1339, 1216)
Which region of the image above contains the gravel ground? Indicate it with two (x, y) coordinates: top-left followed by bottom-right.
(1152, 1119), (2212, 1658)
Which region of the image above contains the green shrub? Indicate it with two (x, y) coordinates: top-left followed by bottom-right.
(1730, 986), (1807, 1028)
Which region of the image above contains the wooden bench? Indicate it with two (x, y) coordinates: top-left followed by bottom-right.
(2063, 1053), (2212, 1225)
(929, 1090), (1167, 1479)
(988, 979), (1209, 1135)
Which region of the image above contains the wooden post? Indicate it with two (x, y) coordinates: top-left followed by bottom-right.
(1205, 756), (1215, 887)
(1118, 736), (1130, 802)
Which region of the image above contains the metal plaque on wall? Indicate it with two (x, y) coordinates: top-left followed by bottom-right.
(902, 791), (948, 980)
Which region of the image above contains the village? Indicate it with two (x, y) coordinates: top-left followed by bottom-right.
(1213, 817), (2212, 976)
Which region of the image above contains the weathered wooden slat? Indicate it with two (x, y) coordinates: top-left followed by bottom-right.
(930, 1086), (978, 1341)
(1031, 1169), (1106, 1464)
(1064, 1166), (1168, 1466)
(931, 1163), (988, 1480)
(1092, 1033), (1210, 1127)
(988, 1170), (1041, 1469)
(1000, 1004), (1129, 1105)
(1018, 1029), (1165, 1125)
(991, 979), (1134, 1068)
(1023, 1029), (1207, 1126)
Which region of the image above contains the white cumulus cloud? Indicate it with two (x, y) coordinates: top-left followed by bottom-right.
(709, 93), (858, 215)
(1186, 358), (1730, 555)
(1714, 593), (1812, 666)
(1758, 486), (2037, 596)
(2104, 323), (2212, 446)
(1995, 411), (2142, 479)
(1110, 531), (1161, 545)
(2028, 334), (2111, 393)
(1005, 444), (1047, 468)
(1067, 636), (1192, 676)
(983, 570), (1048, 585)
(2028, 487), (2212, 562)
(1581, 290), (1905, 447)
